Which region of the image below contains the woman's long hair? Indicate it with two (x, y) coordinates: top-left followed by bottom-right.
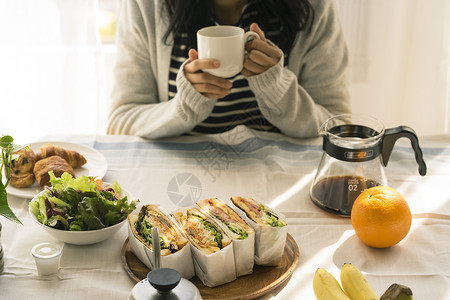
(161, 0), (314, 55)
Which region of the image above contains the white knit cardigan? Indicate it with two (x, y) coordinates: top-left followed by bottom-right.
(107, 0), (351, 139)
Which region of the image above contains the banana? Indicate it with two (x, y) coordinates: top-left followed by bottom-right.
(340, 263), (379, 300)
(313, 268), (351, 300)
(380, 283), (414, 300)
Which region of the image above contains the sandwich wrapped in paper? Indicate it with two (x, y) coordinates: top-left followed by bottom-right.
(172, 207), (236, 287)
(196, 198), (255, 276)
(230, 196), (288, 266)
(127, 205), (195, 279)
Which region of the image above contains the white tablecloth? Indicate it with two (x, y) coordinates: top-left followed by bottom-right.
(1, 126), (449, 299)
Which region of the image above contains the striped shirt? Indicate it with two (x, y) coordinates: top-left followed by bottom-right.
(168, 1), (285, 135)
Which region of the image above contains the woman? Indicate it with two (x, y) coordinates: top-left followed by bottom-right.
(107, 0), (351, 139)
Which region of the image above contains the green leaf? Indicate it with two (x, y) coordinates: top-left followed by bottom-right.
(77, 200), (105, 230)
(112, 181), (121, 194)
(227, 223), (248, 240)
(50, 172), (97, 193)
(38, 193), (48, 225)
(82, 196), (108, 223)
(0, 181), (22, 224)
(69, 219), (84, 231)
(0, 134), (25, 224)
(0, 135), (13, 147)
(47, 215), (69, 229)
(49, 196), (72, 209)
(29, 200), (40, 217)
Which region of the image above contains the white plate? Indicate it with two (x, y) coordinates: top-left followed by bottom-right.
(6, 141), (108, 199)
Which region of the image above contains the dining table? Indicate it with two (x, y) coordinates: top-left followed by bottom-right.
(1, 125), (449, 299)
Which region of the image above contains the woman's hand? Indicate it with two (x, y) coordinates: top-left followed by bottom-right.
(242, 23), (283, 77)
(183, 49), (232, 99)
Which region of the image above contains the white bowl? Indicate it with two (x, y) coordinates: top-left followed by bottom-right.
(29, 184), (135, 245)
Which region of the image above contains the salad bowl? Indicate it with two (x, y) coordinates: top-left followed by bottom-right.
(29, 172), (138, 245)
(29, 210), (128, 245)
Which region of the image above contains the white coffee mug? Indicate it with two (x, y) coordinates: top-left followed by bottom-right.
(197, 25), (260, 78)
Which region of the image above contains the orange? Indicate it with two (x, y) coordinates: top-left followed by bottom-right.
(351, 186), (412, 248)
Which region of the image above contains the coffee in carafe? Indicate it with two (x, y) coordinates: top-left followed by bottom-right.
(310, 114), (426, 216)
(311, 176), (380, 215)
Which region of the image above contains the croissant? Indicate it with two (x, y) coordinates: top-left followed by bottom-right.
(33, 156), (75, 187)
(36, 144), (87, 168)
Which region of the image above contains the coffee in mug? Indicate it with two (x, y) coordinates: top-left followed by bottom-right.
(197, 25), (260, 78)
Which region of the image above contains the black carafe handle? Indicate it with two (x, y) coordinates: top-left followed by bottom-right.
(381, 126), (427, 176)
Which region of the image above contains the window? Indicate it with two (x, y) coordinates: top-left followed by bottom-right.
(98, 0), (120, 44)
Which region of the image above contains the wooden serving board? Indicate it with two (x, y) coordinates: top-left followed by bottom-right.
(121, 233), (299, 300)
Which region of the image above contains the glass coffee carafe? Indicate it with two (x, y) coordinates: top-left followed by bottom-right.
(310, 114), (427, 216)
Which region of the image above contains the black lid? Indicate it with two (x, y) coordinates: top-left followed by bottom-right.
(147, 268), (181, 295)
